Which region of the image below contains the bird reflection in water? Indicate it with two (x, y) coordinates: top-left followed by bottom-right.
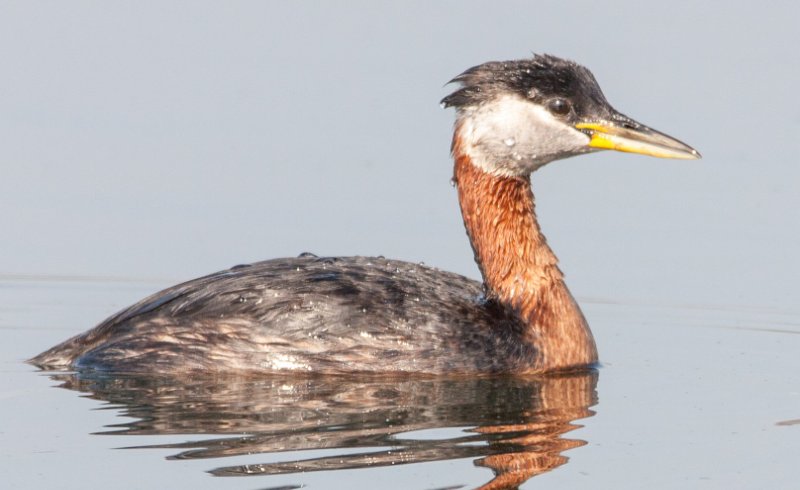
(47, 370), (597, 489)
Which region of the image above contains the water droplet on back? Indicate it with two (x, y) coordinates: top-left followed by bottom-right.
(504, 137), (516, 147)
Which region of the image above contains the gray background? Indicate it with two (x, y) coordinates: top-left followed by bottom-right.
(3, 1), (797, 308)
(2, 2), (799, 489)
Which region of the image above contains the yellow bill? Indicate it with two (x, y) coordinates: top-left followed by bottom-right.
(575, 121), (701, 160)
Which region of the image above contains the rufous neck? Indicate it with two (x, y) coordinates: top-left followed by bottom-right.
(452, 139), (561, 314)
(451, 133), (597, 370)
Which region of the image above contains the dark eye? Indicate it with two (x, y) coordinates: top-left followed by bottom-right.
(547, 98), (571, 116)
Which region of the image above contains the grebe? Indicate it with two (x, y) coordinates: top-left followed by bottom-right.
(31, 54), (700, 375)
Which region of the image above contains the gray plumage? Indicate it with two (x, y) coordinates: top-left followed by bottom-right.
(32, 255), (535, 374)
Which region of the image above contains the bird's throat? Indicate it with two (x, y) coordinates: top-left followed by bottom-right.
(453, 141), (559, 314)
(452, 133), (597, 369)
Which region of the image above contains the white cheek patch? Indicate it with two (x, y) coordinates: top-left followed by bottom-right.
(457, 95), (591, 176)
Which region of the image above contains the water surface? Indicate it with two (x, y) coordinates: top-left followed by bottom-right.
(5, 278), (798, 489)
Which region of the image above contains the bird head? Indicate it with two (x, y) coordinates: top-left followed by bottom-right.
(442, 54), (700, 176)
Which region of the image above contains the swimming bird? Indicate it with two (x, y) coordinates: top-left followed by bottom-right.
(31, 54), (700, 375)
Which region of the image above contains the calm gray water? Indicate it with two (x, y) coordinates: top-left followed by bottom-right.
(2, 2), (799, 489)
